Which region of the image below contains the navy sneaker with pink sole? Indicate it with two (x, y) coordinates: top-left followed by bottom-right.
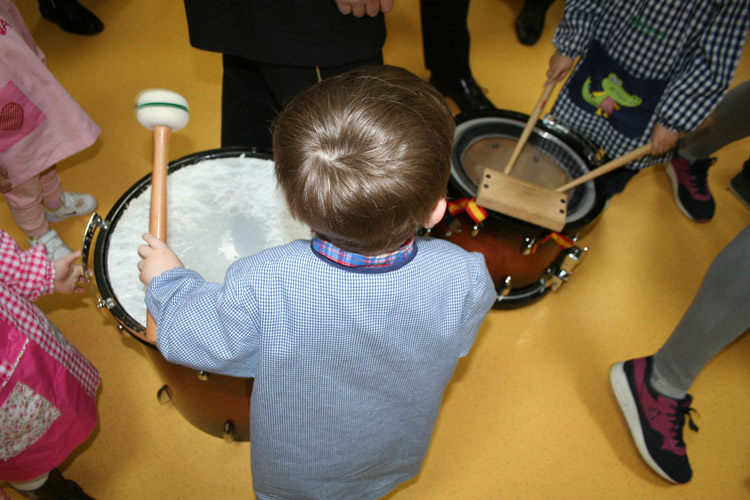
(665, 156), (716, 222)
(609, 356), (698, 484)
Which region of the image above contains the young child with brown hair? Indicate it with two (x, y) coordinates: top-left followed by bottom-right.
(137, 64), (496, 500)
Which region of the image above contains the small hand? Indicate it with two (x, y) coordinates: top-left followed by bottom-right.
(334, 0), (394, 17)
(651, 124), (681, 156)
(137, 233), (184, 286)
(54, 250), (89, 294)
(545, 52), (575, 86)
(0, 166), (12, 193)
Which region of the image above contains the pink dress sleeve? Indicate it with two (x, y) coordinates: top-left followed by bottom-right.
(0, 229), (54, 301)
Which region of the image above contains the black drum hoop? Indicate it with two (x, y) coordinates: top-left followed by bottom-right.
(92, 147), (269, 345)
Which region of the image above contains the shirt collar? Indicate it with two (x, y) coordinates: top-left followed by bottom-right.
(311, 234), (416, 268)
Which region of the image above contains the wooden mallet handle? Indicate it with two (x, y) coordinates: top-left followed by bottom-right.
(144, 125), (171, 343)
(135, 88), (189, 344)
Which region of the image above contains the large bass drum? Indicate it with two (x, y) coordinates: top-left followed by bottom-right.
(431, 110), (608, 308)
(82, 148), (310, 441)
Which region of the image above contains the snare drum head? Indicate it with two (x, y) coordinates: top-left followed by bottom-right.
(451, 110), (605, 230)
(97, 149), (310, 332)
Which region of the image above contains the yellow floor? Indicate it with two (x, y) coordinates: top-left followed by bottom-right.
(3, 1), (750, 498)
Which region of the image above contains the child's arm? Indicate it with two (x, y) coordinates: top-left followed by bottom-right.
(545, 52), (576, 86)
(550, 0), (602, 61)
(144, 250), (263, 378)
(54, 250), (89, 294)
(545, 0), (602, 87)
(0, 229), (55, 300)
(650, 124), (681, 156)
(137, 233), (184, 285)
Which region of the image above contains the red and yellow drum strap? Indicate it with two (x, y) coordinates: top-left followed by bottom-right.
(448, 198), (488, 224)
(527, 232), (576, 254)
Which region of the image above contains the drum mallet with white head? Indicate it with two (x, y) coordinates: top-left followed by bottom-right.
(134, 89), (189, 343)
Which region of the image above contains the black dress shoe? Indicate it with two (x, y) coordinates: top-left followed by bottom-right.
(38, 0), (104, 35)
(515, 5), (547, 46)
(429, 74), (496, 114)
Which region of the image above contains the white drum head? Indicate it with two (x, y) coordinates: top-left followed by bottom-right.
(106, 155), (310, 327)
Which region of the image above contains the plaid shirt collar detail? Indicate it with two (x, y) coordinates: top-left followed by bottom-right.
(311, 234), (416, 269)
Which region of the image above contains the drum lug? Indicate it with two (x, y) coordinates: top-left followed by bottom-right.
(223, 421), (236, 443)
(157, 384), (172, 404)
(439, 216), (462, 238)
(548, 246), (588, 292)
(521, 236), (537, 256)
(497, 276), (512, 300)
(197, 371), (212, 381)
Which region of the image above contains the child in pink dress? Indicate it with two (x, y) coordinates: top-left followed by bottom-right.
(0, 228), (99, 499)
(0, 0), (100, 260)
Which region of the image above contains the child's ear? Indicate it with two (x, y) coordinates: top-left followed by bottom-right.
(423, 198), (447, 229)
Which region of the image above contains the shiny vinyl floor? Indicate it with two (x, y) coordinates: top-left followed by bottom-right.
(2, 1), (749, 499)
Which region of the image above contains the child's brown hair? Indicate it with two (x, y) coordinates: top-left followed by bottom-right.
(273, 65), (455, 255)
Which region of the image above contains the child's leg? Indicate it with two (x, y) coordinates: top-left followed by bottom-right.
(678, 80), (750, 162)
(37, 166), (98, 224)
(598, 167), (640, 199)
(39, 166), (64, 211)
(651, 225), (750, 397)
(3, 175), (49, 238)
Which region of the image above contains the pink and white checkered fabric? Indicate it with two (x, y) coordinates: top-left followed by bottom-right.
(0, 230), (99, 397)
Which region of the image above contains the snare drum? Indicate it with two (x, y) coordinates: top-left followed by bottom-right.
(432, 110), (607, 307)
(82, 148), (310, 441)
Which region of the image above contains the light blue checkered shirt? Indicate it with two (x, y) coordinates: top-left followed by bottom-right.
(146, 236), (496, 499)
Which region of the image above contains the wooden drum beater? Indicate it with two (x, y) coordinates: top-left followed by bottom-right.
(134, 89), (189, 343)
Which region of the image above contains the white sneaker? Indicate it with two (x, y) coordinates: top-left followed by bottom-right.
(45, 192), (98, 223)
(28, 229), (72, 260)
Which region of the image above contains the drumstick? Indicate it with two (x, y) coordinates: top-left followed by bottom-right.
(135, 89), (189, 343)
(503, 83), (556, 175)
(556, 143), (652, 192)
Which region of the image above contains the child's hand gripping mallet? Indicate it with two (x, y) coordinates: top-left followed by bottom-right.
(135, 89), (189, 343)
